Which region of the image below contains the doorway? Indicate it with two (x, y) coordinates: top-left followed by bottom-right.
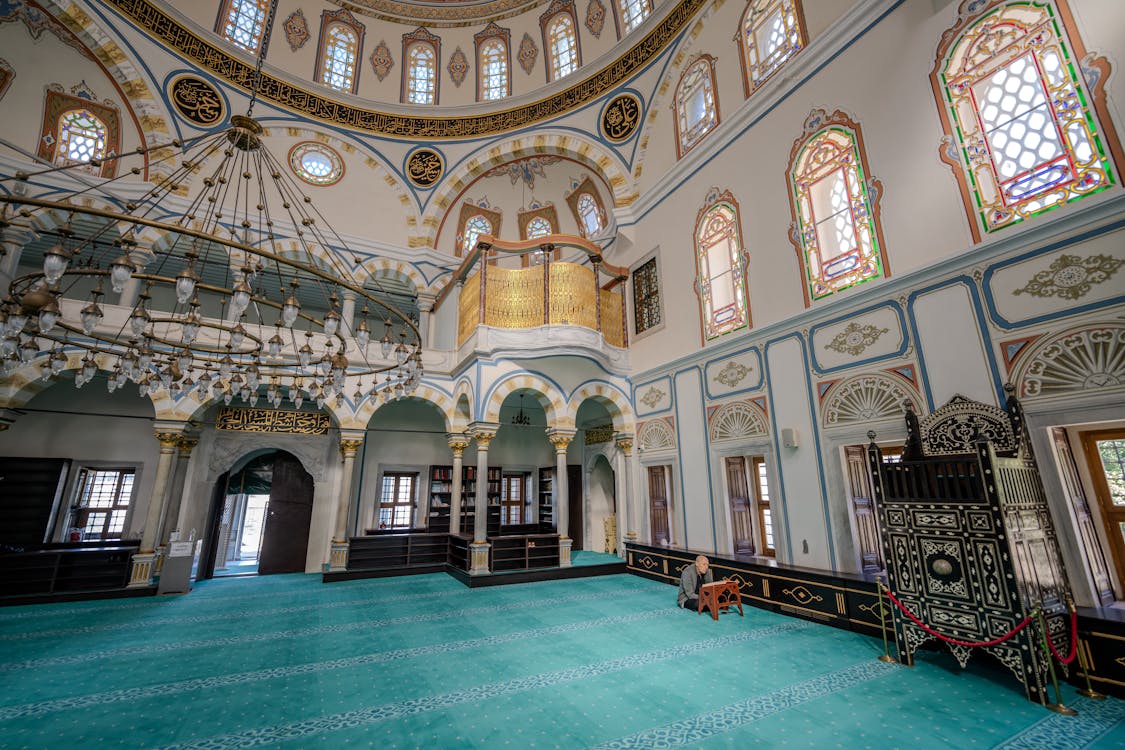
(1081, 429), (1125, 593)
(199, 450), (315, 579)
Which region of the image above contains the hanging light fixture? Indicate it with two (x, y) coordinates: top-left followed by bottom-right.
(511, 393), (531, 426)
(0, 1), (421, 408)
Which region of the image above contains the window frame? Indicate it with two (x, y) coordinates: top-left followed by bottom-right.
(631, 250), (664, 339)
(377, 471), (418, 530)
(737, 0), (808, 97)
(565, 176), (609, 239)
(693, 190), (751, 343)
(785, 109), (890, 307)
(674, 54), (721, 159)
(68, 465), (139, 542)
(456, 202), (502, 256)
(38, 89), (121, 179)
(614, 0), (653, 36)
(314, 10), (365, 94)
(401, 26), (442, 105)
(475, 23), (511, 102)
(501, 473), (528, 525)
(518, 203), (559, 243)
(540, 1), (582, 83)
(751, 456), (775, 557)
(215, 0), (270, 55)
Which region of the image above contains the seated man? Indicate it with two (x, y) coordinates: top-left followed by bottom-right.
(677, 555), (713, 610)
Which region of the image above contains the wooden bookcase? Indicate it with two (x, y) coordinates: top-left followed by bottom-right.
(459, 465), (502, 536)
(346, 533), (449, 571)
(490, 533), (560, 571)
(537, 467), (555, 529)
(426, 465), (454, 533)
(0, 542), (137, 597)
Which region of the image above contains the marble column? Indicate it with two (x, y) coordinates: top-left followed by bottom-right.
(341, 292), (357, 335)
(469, 424), (497, 574)
(548, 429), (576, 567)
(154, 435), (198, 574)
(615, 434), (636, 556)
(447, 433), (471, 534)
(329, 431), (365, 571)
(129, 424), (187, 587)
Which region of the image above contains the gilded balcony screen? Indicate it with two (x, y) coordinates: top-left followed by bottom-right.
(458, 271), (481, 346)
(485, 265), (545, 329)
(548, 263), (597, 330)
(600, 291), (625, 348)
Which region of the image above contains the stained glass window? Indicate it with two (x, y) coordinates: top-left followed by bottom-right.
(526, 216), (552, 238)
(547, 15), (579, 81)
(56, 110), (108, 167)
(289, 142), (344, 186)
(934, 2), (1117, 236)
(740, 0), (805, 93)
(576, 193), (603, 237)
(695, 194), (749, 340)
(318, 23), (359, 92)
(675, 56), (719, 158)
(617, 0), (653, 34)
(407, 44), (437, 104)
(788, 116), (886, 303)
(462, 214), (492, 254)
(479, 39), (508, 101)
(218, 0), (268, 53)
(633, 257), (661, 334)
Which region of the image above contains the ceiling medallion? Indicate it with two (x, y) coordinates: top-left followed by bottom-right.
(282, 9), (310, 51)
(406, 149), (444, 187)
(169, 75), (225, 127)
(601, 93), (641, 142)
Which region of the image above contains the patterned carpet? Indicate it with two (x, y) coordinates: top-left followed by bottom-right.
(0, 571), (1122, 749)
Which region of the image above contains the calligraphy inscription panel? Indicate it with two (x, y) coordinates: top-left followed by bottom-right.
(406, 149), (444, 187)
(216, 406), (330, 435)
(170, 75), (225, 126)
(601, 94), (641, 142)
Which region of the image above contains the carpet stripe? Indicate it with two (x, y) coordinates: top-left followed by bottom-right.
(0, 605), (689, 719)
(587, 659), (900, 749)
(151, 620), (812, 750)
(993, 696), (1125, 749)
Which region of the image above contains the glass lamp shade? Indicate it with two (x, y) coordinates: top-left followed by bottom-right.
(7, 311), (28, 335)
(292, 393), (304, 409)
(323, 310), (340, 337)
(129, 307), (150, 337)
(219, 354), (234, 378)
(267, 333), (283, 358)
(49, 349), (67, 374)
(37, 301), (60, 334)
(230, 280), (252, 315)
(181, 316), (201, 344)
(394, 340), (408, 365)
(42, 246), (70, 283)
(281, 295), (301, 327)
(181, 376), (196, 395)
(109, 255), (136, 293)
(380, 320), (393, 358)
(177, 350), (192, 369)
(355, 319), (370, 348)
(176, 267), (200, 304)
(137, 346), (154, 369)
(81, 302), (104, 335)
(19, 338), (39, 362)
(230, 324), (247, 349)
(298, 343), (313, 367)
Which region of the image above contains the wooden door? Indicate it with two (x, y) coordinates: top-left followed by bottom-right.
(845, 445), (884, 572)
(198, 471), (230, 580)
(1080, 429), (1125, 596)
(258, 452), (314, 575)
(567, 464), (583, 551)
(648, 466), (670, 546)
(724, 457), (755, 555)
(1052, 428), (1115, 604)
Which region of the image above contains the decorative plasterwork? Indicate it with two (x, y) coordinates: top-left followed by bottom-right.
(326, 0), (545, 27)
(37, 83), (122, 179)
(637, 418), (676, 452)
(1012, 253), (1122, 301)
(104, 0), (715, 138)
(917, 395), (1015, 456)
(448, 47), (469, 87)
(370, 40), (394, 80)
(708, 401), (768, 442)
(823, 322), (889, 357)
(517, 32), (538, 74)
(638, 385), (666, 410)
(1016, 324), (1125, 399)
(0, 57), (14, 101)
(585, 0), (606, 37)
(0, 0), (95, 60)
(822, 373), (918, 428)
(483, 155), (561, 189)
(282, 9), (310, 51)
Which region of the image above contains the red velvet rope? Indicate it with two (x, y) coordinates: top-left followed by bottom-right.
(882, 585), (1034, 648)
(1043, 607), (1079, 665)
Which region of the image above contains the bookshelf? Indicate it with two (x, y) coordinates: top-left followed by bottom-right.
(459, 465), (502, 536)
(426, 465), (454, 533)
(489, 533), (560, 571)
(537, 467), (555, 530)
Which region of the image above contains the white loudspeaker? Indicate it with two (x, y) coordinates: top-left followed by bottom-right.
(782, 427), (800, 449)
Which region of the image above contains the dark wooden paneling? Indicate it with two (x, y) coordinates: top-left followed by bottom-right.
(258, 452), (314, 575)
(0, 458), (71, 545)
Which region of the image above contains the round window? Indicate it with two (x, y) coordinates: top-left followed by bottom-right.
(288, 142), (344, 186)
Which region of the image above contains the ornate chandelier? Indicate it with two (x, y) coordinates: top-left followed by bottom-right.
(0, 5), (420, 410)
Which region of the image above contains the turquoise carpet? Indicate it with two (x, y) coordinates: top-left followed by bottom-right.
(0, 573), (1122, 749)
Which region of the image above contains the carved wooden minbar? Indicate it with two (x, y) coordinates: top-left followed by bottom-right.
(867, 387), (1071, 704)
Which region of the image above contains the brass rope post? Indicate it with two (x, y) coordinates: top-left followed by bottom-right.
(1069, 597), (1106, 700)
(1036, 606), (1077, 715)
(877, 579), (896, 664)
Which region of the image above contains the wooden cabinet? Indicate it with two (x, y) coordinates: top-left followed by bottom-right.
(346, 533), (449, 571)
(538, 467), (555, 529)
(426, 465), (453, 533)
(490, 533), (560, 571)
(0, 543), (137, 597)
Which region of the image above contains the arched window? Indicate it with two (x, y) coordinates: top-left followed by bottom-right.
(543, 7), (580, 82)
(616, 0), (653, 34)
(315, 12), (365, 94)
(56, 110), (108, 167)
(217, 0), (269, 54)
(694, 191), (750, 341)
(674, 55), (720, 158)
(479, 41), (508, 101)
(526, 216), (552, 239)
(931, 1), (1121, 240)
(462, 214), (492, 254)
(566, 177), (608, 238)
(786, 109), (889, 305)
(739, 0), (806, 95)
(406, 44), (437, 103)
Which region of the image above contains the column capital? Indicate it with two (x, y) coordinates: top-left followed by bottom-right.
(468, 422), (499, 448)
(547, 428), (577, 452)
(447, 432), (472, 457)
(153, 422), (189, 450)
(614, 433), (635, 457)
(339, 438), (363, 459)
(176, 435), (199, 456)
(417, 292), (436, 313)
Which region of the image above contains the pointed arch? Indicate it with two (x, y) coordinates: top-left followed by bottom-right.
(482, 373), (566, 425)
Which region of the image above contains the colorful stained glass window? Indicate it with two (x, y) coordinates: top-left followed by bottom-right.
(526, 216), (552, 238)
(218, 0), (268, 53)
(633, 257), (661, 334)
(576, 193), (604, 237)
(289, 142), (344, 186)
(675, 57), (719, 157)
(936, 2), (1116, 234)
(319, 23), (358, 92)
(789, 123), (885, 301)
(695, 196), (749, 340)
(479, 39), (508, 101)
(56, 110), (108, 166)
(741, 0), (805, 92)
(617, 0), (653, 33)
(462, 214), (492, 254)
(407, 44), (437, 104)
(547, 15), (578, 81)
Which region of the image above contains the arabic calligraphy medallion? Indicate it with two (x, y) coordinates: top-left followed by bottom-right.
(601, 93), (641, 143)
(406, 149), (444, 188)
(170, 75), (225, 127)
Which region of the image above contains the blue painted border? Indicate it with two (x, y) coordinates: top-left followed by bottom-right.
(702, 346), (764, 399)
(633, 375), (674, 417)
(671, 366), (719, 551)
(808, 301), (910, 374)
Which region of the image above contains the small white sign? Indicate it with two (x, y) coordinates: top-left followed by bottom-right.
(169, 541), (194, 557)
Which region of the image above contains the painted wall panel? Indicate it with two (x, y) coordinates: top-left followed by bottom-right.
(912, 281), (997, 407)
(672, 368), (715, 553)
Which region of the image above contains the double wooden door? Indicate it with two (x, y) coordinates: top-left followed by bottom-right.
(257, 452), (315, 575)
